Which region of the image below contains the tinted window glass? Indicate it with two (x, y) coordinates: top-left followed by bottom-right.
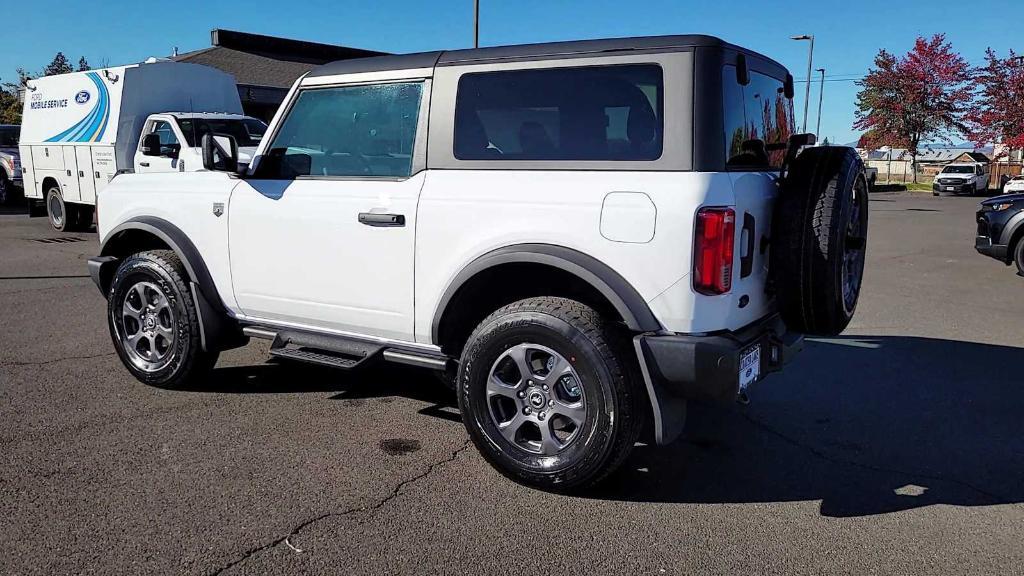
(151, 121), (178, 146)
(178, 118), (267, 148)
(455, 65), (663, 161)
(259, 82), (422, 179)
(0, 127), (18, 146)
(941, 165), (974, 174)
(723, 65), (794, 170)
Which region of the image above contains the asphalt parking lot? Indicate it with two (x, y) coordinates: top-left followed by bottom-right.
(1, 191), (1022, 575)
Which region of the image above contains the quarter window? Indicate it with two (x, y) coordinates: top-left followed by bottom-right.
(722, 66), (795, 170)
(454, 64), (664, 161)
(258, 82), (423, 179)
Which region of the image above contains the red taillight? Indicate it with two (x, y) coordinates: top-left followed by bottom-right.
(694, 207), (735, 295)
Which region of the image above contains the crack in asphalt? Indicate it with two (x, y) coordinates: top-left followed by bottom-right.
(205, 438), (475, 576)
(740, 412), (1008, 503)
(0, 352), (115, 367)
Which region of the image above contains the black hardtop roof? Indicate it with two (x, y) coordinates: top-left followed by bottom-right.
(307, 34), (785, 78)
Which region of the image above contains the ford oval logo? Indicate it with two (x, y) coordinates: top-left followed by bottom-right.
(75, 90), (90, 104)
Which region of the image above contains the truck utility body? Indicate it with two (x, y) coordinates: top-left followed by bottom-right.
(88, 35), (869, 491)
(18, 62), (263, 230)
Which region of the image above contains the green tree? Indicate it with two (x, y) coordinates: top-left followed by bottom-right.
(43, 52), (73, 76)
(77, 57), (90, 72)
(0, 85), (19, 124)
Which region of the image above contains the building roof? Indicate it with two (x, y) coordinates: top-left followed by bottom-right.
(960, 151), (990, 163)
(308, 34), (788, 79)
(864, 147), (994, 163)
(174, 29), (385, 89)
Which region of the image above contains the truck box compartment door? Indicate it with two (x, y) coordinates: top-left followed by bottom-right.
(61, 146), (81, 202)
(76, 146), (96, 204)
(32, 146), (64, 171)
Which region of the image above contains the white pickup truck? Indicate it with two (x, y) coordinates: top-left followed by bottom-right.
(932, 162), (990, 196)
(87, 35), (869, 490)
(18, 62), (265, 231)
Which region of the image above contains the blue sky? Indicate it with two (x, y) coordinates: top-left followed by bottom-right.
(3, 0), (1020, 145)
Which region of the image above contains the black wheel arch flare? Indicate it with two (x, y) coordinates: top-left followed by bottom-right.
(431, 243), (663, 345)
(96, 216), (244, 352)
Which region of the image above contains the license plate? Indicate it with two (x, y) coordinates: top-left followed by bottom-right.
(739, 345), (761, 391)
(945, 186), (955, 191)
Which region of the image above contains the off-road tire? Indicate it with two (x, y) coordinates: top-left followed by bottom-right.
(457, 297), (644, 491)
(774, 146), (869, 336)
(107, 249), (218, 389)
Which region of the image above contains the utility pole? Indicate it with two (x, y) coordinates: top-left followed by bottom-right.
(815, 67), (826, 138)
(791, 34), (815, 134)
(474, 0), (480, 48)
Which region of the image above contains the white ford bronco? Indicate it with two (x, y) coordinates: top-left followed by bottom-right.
(88, 35), (869, 490)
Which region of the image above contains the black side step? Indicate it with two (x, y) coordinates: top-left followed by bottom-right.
(268, 330), (383, 370)
(246, 326), (452, 372)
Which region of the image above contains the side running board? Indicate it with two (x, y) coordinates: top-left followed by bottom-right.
(244, 327), (450, 372)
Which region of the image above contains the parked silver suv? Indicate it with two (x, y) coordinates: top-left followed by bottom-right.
(0, 125), (22, 204)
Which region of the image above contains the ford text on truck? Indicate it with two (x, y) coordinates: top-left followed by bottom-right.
(87, 35), (869, 490)
(18, 62), (266, 231)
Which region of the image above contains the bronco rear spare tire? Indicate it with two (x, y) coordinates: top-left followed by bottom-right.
(773, 146), (868, 336)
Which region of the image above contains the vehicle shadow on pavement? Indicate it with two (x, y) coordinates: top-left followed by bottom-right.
(188, 361), (459, 417)
(595, 336), (1024, 518)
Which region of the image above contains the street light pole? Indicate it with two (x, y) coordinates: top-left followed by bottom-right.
(815, 67), (826, 139)
(474, 0), (480, 48)
(791, 34), (815, 134)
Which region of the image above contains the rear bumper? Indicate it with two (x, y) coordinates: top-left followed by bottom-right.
(635, 314), (803, 445)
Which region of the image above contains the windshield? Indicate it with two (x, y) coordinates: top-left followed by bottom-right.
(941, 165), (975, 174)
(176, 118), (267, 148)
(0, 127), (18, 147)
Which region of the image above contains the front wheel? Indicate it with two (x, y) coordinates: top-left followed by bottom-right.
(457, 297), (644, 491)
(1014, 239), (1024, 277)
(107, 250), (218, 389)
(0, 173), (12, 204)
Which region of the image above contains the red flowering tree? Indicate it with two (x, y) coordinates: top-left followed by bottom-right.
(854, 35), (972, 181)
(966, 49), (1024, 159)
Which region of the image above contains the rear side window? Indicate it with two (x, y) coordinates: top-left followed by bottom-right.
(258, 82), (422, 179)
(722, 65), (794, 170)
(454, 64), (663, 161)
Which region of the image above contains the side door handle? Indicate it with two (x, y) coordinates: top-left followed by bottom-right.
(139, 162), (150, 167)
(358, 212), (405, 227)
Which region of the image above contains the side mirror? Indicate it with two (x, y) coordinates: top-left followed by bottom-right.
(202, 133), (239, 173)
(784, 74), (795, 99)
(141, 133), (162, 157)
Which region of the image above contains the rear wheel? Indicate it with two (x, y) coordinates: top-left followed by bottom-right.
(774, 147), (869, 335)
(107, 250), (218, 389)
(457, 297), (643, 491)
(45, 186), (74, 232)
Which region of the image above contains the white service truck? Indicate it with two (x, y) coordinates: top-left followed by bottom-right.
(19, 62), (266, 231)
